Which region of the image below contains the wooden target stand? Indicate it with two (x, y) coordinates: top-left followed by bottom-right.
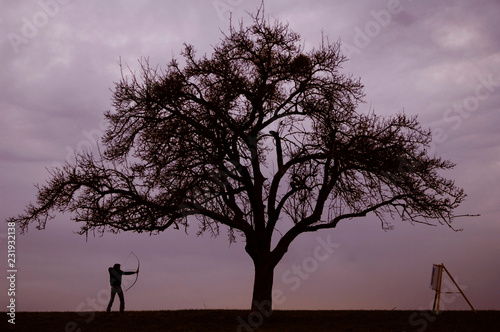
(430, 263), (476, 314)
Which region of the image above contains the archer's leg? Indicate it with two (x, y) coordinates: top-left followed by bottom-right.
(106, 290), (116, 312)
(118, 287), (125, 312)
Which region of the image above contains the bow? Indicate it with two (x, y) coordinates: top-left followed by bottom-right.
(124, 251), (140, 292)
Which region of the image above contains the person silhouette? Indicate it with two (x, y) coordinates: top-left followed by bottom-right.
(106, 263), (139, 313)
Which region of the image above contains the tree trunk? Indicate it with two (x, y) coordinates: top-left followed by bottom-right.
(250, 260), (274, 321)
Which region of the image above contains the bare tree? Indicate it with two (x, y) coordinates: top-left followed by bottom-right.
(9, 12), (465, 315)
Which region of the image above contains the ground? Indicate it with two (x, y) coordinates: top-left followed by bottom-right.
(3, 310), (498, 331)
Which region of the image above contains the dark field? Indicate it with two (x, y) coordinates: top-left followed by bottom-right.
(3, 310), (498, 331)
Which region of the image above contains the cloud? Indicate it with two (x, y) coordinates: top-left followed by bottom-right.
(1, 0), (499, 312)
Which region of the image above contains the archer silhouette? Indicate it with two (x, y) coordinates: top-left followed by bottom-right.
(106, 263), (139, 313)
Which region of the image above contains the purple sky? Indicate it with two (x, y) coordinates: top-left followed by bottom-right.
(1, 0), (499, 314)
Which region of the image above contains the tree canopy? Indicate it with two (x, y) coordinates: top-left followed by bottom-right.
(9, 12), (466, 315)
